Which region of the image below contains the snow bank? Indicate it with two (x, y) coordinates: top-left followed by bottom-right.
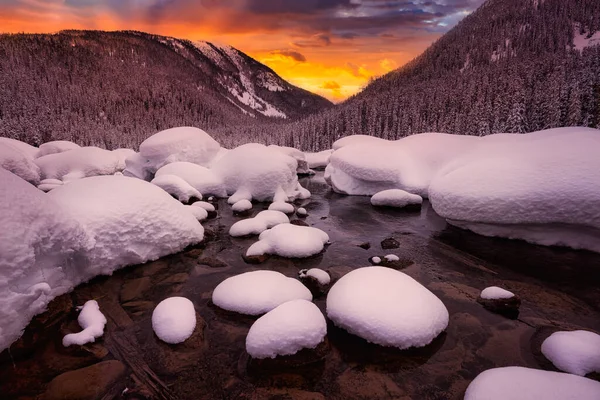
(464, 366), (600, 400)
(0, 169), (92, 351)
(299, 268), (330, 285)
(541, 330), (600, 376)
(305, 150), (333, 169)
(35, 146), (121, 181)
(38, 140), (80, 157)
(0, 137), (39, 159)
(152, 297), (197, 344)
(371, 189), (423, 208)
(211, 143), (307, 202)
(332, 135), (389, 151)
(212, 270), (312, 315)
(0, 142), (41, 185)
(48, 175), (204, 278)
(155, 162), (227, 198)
(229, 210), (289, 237)
(326, 267), (449, 348)
(246, 299), (327, 359)
(232, 199), (253, 213)
(480, 286), (515, 300)
(139, 127), (221, 172)
(151, 174), (202, 203)
(246, 224), (329, 258)
(62, 300), (106, 347)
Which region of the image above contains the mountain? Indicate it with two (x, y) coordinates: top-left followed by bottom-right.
(0, 30), (332, 149)
(271, 0), (600, 150)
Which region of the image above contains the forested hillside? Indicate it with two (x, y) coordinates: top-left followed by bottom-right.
(0, 30), (332, 149)
(262, 0), (600, 150)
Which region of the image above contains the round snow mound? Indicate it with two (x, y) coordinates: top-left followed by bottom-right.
(480, 286), (515, 300)
(326, 267), (449, 349)
(246, 224), (329, 258)
(212, 271), (312, 316)
(152, 297), (197, 344)
(299, 268), (331, 285)
(464, 366), (600, 400)
(371, 189), (423, 208)
(541, 330), (600, 376)
(246, 299), (327, 359)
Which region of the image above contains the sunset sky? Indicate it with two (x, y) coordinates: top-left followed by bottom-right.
(0, 0), (486, 102)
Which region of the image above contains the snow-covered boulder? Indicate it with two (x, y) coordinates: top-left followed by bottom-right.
(246, 224), (329, 258)
(541, 330), (600, 376)
(464, 366), (600, 400)
(139, 127), (221, 172)
(268, 145), (311, 175)
(48, 175), (204, 278)
(298, 268), (331, 296)
(0, 137), (39, 159)
(371, 189), (423, 209)
(246, 299), (327, 359)
(0, 169), (92, 351)
(112, 148), (136, 171)
(212, 270), (312, 315)
(0, 142), (41, 185)
(305, 150), (333, 169)
(211, 143), (307, 202)
(326, 267), (449, 349)
(232, 199), (253, 214)
(477, 286), (521, 316)
(123, 152), (152, 181)
(35, 146), (121, 181)
(155, 161), (227, 198)
(430, 128), (600, 253)
(37, 140), (80, 157)
(268, 201), (295, 214)
(185, 205), (208, 221)
(151, 174), (202, 203)
(229, 210), (289, 237)
(62, 300), (106, 347)
(152, 297), (197, 344)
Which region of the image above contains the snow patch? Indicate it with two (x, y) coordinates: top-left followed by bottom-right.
(246, 224), (329, 258)
(229, 210), (289, 237)
(62, 300), (106, 347)
(480, 286), (515, 300)
(152, 297), (197, 344)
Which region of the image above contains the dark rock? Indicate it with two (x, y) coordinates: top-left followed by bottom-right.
(336, 368), (406, 400)
(247, 339), (329, 371)
(477, 295), (521, 319)
(320, 216), (327, 220)
(369, 256), (414, 270)
(186, 196), (202, 205)
(122, 300), (154, 315)
(184, 248), (204, 259)
(206, 210), (218, 219)
(120, 277), (151, 303)
(41, 360), (127, 400)
(198, 256), (228, 268)
(357, 242), (371, 250)
(203, 228), (217, 241)
(381, 237), (400, 249)
(158, 273), (189, 284)
(242, 253), (269, 264)
(290, 219), (310, 227)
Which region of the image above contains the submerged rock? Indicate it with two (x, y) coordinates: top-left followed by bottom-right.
(381, 237), (400, 249)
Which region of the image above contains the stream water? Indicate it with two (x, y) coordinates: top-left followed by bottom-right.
(1, 172), (599, 400)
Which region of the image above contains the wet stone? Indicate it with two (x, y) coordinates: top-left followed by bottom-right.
(158, 272), (189, 284)
(246, 340), (329, 372)
(242, 253), (269, 264)
(357, 242), (371, 250)
(290, 219), (310, 227)
(120, 277), (151, 302)
(477, 295), (522, 319)
(381, 237), (400, 249)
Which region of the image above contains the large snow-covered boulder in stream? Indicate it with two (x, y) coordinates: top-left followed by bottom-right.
(37, 140), (80, 157)
(211, 143), (308, 202)
(0, 168), (93, 352)
(541, 330), (600, 377)
(305, 150), (333, 169)
(139, 127), (221, 173)
(155, 162), (227, 197)
(48, 175), (204, 278)
(464, 366), (600, 400)
(35, 146), (122, 182)
(326, 267), (449, 349)
(0, 142), (41, 185)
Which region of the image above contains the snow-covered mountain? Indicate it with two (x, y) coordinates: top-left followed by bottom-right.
(0, 30), (332, 149)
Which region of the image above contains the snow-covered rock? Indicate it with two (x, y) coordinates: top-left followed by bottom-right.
(384, 254), (400, 262)
(305, 150), (333, 169)
(211, 143), (306, 202)
(192, 201), (216, 213)
(371, 189), (423, 208)
(0, 142), (41, 185)
(268, 201), (295, 214)
(464, 366), (600, 400)
(541, 330), (600, 376)
(185, 204), (208, 221)
(62, 300), (106, 347)
(326, 267), (449, 349)
(0, 169), (92, 351)
(48, 175), (204, 278)
(37, 140), (80, 157)
(371, 256), (382, 264)
(332, 135), (389, 151)
(268, 145), (311, 175)
(232, 199), (253, 213)
(480, 286), (515, 300)
(123, 152), (152, 181)
(0, 137), (39, 159)
(138, 127), (221, 173)
(112, 148), (136, 171)
(152, 297), (197, 344)
(212, 270), (312, 315)
(151, 174), (202, 203)
(246, 224), (329, 258)
(299, 268), (331, 285)
(155, 161), (227, 198)
(246, 299), (327, 359)
(229, 210), (289, 237)
(296, 207), (308, 217)
(35, 146), (121, 181)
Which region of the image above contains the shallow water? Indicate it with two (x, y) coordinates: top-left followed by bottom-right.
(2, 172), (599, 400)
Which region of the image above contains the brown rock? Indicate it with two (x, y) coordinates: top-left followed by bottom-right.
(158, 273), (189, 284)
(248, 388), (326, 400)
(198, 256), (228, 268)
(337, 368), (406, 399)
(290, 219), (310, 227)
(477, 295), (521, 319)
(380, 237), (400, 249)
(357, 242), (371, 250)
(242, 253), (269, 264)
(42, 360), (127, 400)
(122, 300), (154, 314)
(120, 277), (151, 302)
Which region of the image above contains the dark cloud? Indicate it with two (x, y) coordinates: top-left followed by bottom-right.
(271, 49), (307, 62)
(242, 0), (355, 15)
(292, 33), (331, 48)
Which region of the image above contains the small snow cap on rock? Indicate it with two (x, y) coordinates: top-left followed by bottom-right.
(477, 286), (521, 317)
(212, 270), (312, 316)
(327, 267), (449, 349)
(371, 256), (382, 265)
(480, 286), (515, 300)
(152, 297), (197, 344)
(229, 210), (289, 237)
(296, 207), (308, 217)
(246, 224), (329, 259)
(192, 201), (216, 213)
(151, 174), (202, 203)
(185, 205), (208, 221)
(541, 330), (600, 376)
(371, 189), (423, 209)
(232, 199), (253, 213)
(246, 299), (327, 359)
(268, 201), (295, 214)
(299, 268), (331, 285)
(464, 366), (600, 400)
(384, 254), (400, 262)
(63, 300), (107, 347)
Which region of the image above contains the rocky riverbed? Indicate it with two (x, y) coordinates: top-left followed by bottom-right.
(1, 172), (599, 400)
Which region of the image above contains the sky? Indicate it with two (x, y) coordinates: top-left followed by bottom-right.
(0, 0), (486, 102)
